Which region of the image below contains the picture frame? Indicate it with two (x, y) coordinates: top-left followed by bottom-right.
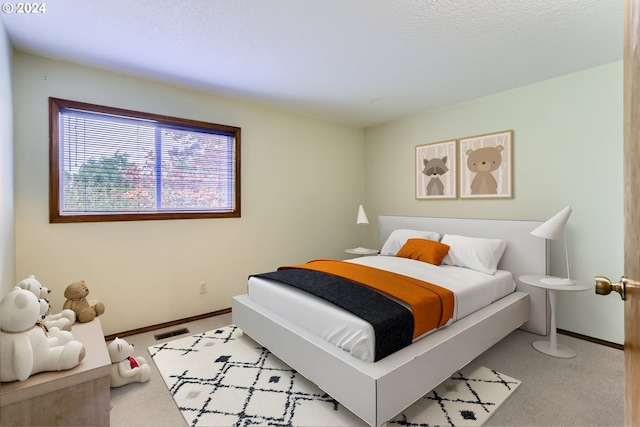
(459, 130), (512, 199)
(415, 139), (457, 200)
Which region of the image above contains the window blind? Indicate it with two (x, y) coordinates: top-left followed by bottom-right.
(58, 108), (237, 215)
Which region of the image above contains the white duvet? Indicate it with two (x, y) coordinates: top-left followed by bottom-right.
(247, 256), (515, 362)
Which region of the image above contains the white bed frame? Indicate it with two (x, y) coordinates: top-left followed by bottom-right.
(232, 216), (549, 426)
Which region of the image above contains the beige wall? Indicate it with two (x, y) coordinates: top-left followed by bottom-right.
(364, 62), (625, 344)
(0, 20), (15, 296)
(12, 52), (365, 336)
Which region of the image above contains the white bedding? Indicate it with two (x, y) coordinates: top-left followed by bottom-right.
(247, 256), (515, 362)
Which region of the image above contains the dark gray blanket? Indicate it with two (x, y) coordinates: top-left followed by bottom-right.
(251, 268), (414, 361)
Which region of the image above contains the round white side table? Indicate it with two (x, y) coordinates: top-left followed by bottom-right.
(519, 275), (591, 358)
(345, 248), (379, 256)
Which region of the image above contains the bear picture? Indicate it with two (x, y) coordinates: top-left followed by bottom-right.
(415, 140), (457, 199)
(459, 130), (512, 199)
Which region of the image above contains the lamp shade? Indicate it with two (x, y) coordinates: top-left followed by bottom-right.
(356, 205), (369, 225)
(531, 206), (572, 240)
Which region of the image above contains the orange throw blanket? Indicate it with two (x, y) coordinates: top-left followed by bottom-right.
(282, 260), (455, 339)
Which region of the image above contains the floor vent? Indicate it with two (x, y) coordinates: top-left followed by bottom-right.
(154, 328), (190, 341)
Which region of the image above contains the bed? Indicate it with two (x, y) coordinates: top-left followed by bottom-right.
(232, 215), (549, 426)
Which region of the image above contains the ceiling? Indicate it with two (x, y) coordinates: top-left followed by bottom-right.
(1, 0), (623, 127)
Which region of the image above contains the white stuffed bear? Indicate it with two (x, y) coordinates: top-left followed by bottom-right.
(1, 287), (86, 382)
(18, 275), (76, 331)
(17, 275), (50, 299)
(29, 292), (76, 348)
(107, 337), (151, 387)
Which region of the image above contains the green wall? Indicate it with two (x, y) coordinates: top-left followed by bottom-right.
(364, 62), (624, 344)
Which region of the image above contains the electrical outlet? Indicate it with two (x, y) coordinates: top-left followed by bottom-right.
(199, 282), (207, 294)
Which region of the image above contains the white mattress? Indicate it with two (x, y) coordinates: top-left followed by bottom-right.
(247, 256), (515, 362)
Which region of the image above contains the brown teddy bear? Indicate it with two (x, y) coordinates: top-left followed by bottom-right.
(63, 281), (105, 323)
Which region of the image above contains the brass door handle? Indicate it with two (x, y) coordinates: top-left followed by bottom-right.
(594, 276), (640, 301)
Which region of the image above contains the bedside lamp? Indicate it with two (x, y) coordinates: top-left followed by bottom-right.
(352, 205), (370, 253)
(531, 206), (574, 285)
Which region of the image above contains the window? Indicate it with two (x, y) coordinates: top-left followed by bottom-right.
(49, 98), (240, 223)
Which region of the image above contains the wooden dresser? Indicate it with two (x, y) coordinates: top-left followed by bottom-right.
(0, 318), (111, 426)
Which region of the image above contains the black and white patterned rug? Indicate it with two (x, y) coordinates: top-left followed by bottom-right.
(149, 325), (520, 426)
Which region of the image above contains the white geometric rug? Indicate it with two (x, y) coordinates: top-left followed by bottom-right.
(149, 325), (520, 427)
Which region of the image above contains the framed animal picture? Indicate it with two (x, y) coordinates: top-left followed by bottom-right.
(459, 130), (513, 199)
(415, 140), (457, 200)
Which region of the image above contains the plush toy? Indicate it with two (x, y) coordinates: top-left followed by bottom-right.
(107, 337), (151, 387)
(18, 275), (76, 331)
(17, 275), (50, 299)
(63, 281), (105, 323)
(31, 293), (76, 348)
(466, 145), (504, 195)
(0, 287), (86, 382)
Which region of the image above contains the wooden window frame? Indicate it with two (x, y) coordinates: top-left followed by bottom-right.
(49, 97), (241, 223)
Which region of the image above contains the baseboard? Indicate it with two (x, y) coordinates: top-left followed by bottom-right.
(558, 328), (624, 351)
(102, 310), (624, 352)
(103, 307), (232, 342)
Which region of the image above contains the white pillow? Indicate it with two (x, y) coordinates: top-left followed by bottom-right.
(440, 234), (507, 275)
(380, 229), (441, 256)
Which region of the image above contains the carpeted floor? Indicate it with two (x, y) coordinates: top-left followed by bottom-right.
(148, 325), (520, 426)
(109, 312), (624, 427)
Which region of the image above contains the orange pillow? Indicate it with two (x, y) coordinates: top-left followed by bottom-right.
(395, 238), (450, 265)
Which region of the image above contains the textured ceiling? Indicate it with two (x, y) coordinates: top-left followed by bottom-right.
(1, 0), (623, 127)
